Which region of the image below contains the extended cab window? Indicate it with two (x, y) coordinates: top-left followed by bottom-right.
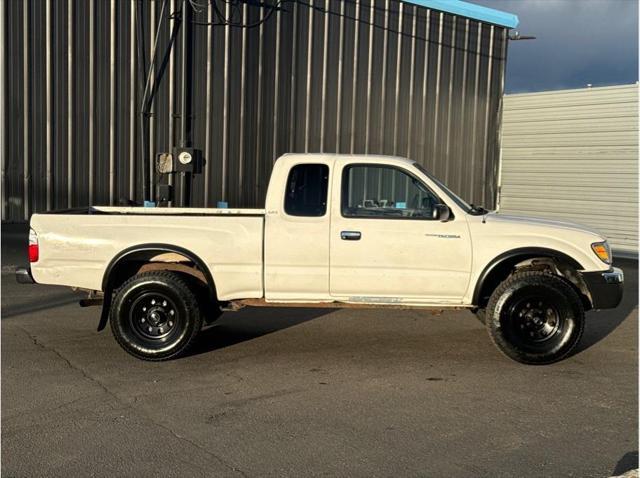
(342, 165), (441, 219)
(284, 164), (329, 217)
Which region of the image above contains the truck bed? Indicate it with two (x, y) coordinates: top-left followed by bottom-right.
(42, 206), (266, 216)
(30, 207), (265, 300)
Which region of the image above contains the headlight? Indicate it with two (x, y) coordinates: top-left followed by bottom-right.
(591, 241), (612, 264)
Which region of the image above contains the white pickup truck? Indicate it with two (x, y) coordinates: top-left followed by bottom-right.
(17, 154), (623, 364)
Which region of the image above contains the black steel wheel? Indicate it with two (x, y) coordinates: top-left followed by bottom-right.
(110, 271), (203, 361)
(485, 270), (584, 365)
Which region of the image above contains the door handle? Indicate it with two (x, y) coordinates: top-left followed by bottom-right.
(341, 231), (361, 241)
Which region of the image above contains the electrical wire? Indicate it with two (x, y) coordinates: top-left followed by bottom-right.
(188, 0), (293, 29)
(184, 0), (504, 61)
(188, 0), (211, 13)
(141, 0), (170, 114)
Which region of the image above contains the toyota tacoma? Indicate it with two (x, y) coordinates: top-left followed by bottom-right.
(16, 154), (624, 364)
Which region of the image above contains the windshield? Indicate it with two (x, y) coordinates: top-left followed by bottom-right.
(412, 162), (474, 213)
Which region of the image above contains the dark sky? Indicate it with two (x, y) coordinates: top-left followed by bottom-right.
(473, 0), (639, 93)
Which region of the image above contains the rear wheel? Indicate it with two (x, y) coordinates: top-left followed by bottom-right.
(485, 271), (584, 365)
(110, 271), (203, 361)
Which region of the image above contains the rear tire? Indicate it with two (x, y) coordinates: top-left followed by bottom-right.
(110, 271), (203, 361)
(485, 271), (584, 365)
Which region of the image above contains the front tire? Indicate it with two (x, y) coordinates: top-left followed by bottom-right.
(485, 271), (584, 365)
(110, 271), (203, 361)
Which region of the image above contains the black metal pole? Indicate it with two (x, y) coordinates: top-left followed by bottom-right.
(178, 0), (193, 207)
(136, 0), (148, 203)
(179, 0), (192, 148)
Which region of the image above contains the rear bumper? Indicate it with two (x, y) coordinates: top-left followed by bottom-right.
(580, 267), (624, 310)
(15, 267), (35, 284)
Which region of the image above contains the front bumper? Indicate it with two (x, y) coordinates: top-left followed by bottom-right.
(15, 267), (35, 284)
(580, 267), (624, 310)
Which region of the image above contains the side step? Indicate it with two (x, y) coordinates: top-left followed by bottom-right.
(225, 298), (464, 313)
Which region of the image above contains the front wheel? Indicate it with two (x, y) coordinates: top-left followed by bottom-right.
(485, 271), (585, 365)
(110, 271), (203, 361)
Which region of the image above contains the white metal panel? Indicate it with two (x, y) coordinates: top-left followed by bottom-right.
(29, 213), (265, 300)
(499, 84), (639, 255)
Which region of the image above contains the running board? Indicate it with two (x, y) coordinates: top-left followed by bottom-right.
(226, 298), (466, 312)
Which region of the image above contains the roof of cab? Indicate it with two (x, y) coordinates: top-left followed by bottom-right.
(403, 0), (519, 29)
(279, 153), (416, 167)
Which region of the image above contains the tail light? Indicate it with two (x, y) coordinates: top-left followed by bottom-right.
(28, 228), (39, 263)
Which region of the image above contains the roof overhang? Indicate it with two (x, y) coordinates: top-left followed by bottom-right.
(404, 0), (519, 29)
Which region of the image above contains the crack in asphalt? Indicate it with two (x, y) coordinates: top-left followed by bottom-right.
(14, 325), (251, 478)
(146, 419), (250, 478)
(16, 325), (118, 400)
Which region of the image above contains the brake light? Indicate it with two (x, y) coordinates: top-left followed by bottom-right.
(28, 228), (39, 263)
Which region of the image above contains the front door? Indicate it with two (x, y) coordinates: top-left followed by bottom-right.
(329, 161), (472, 304)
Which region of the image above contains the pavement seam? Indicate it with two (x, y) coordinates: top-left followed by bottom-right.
(15, 325), (251, 478)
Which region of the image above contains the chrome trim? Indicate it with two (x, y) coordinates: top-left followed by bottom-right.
(341, 231), (362, 241)
(603, 268), (624, 284)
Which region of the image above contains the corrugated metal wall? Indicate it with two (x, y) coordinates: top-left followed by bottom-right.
(499, 84), (639, 255)
(2, 0), (508, 222)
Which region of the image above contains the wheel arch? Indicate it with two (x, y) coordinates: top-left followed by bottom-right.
(97, 243), (217, 331)
(472, 247), (586, 308)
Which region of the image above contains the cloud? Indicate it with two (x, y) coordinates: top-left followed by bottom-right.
(473, 0), (638, 92)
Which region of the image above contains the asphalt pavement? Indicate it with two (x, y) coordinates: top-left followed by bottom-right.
(1, 224), (638, 477)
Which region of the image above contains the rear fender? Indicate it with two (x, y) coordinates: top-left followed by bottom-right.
(97, 244), (216, 331)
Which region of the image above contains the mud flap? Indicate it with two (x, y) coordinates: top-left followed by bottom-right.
(97, 290), (112, 332)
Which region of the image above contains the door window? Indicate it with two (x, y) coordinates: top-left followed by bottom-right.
(284, 164), (329, 217)
(342, 165), (441, 219)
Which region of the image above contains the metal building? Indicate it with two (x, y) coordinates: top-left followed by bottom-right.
(1, 0), (518, 222)
(499, 83), (639, 256)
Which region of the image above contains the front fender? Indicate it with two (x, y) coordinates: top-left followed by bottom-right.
(470, 247), (585, 305)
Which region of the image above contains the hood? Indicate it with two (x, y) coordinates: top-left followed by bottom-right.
(486, 212), (605, 239)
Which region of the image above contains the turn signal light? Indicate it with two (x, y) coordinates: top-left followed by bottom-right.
(28, 228), (39, 263)
(591, 242), (611, 264)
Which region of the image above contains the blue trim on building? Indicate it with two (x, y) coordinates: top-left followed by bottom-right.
(404, 0), (519, 28)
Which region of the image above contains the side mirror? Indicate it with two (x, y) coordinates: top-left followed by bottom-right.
(432, 204), (451, 222)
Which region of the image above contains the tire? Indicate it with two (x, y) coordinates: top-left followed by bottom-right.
(485, 271), (584, 365)
(110, 271), (203, 361)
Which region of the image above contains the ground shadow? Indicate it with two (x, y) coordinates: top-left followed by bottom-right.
(2, 290), (83, 319)
(1, 223), (29, 268)
(184, 306), (336, 357)
(612, 451), (638, 476)
(575, 258), (638, 354)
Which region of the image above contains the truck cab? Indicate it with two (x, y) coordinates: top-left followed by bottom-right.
(264, 154), (472, 304)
